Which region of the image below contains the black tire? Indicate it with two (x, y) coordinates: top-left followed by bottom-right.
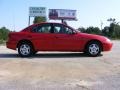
(18, 43), (33, 57)
(85, 41), (102, 57)
(33, 51), (38, 55)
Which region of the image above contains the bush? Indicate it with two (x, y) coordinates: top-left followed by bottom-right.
(78, 27), (102, 35)
(0, 27), (10, 44)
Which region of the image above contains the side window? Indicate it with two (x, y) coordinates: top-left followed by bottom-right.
(32, 24), (52, 33)
(53, 24), (63, 34)
(63, 26), (73, 34)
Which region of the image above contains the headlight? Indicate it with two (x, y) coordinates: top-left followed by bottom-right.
(106, 38), (111, 42)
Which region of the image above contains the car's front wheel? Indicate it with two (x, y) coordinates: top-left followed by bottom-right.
(85, 41), (102, 57)
(18, 43), (33, 57)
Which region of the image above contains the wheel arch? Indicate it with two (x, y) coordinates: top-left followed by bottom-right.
(84, 39), (103, 52)
(17, 39), (35, 50)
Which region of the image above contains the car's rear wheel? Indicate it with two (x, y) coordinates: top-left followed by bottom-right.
(18, 43), (33, 57)
(85, 41), (102, 57)
(33, 51), (38, 55)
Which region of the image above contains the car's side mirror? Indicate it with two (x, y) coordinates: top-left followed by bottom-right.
(72, 30), (77, 34)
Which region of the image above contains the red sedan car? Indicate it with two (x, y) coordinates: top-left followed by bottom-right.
(6, 22), (113, 57)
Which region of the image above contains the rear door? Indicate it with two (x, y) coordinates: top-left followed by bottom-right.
(30, 23), (55, 51)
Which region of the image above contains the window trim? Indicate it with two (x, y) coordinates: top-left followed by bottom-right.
(53, 23), (74, 34)
(31, 23), (53, 33)
(52, 23), (63, 34)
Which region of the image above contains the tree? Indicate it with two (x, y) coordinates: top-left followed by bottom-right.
(78, 27), (86, 33)
(33, 16), (47, 24)
(109, 23), (115, 38)
(0, 27), (10, 44)
(102, 26), (109, 37)
(107, 18), (116, 24)
(106, 18), (120, 38)
(112, 24), (120, 39)
(86, 27), (101, 35)
(78, 26), (102, 35)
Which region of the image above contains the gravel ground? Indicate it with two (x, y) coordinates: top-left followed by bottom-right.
(0, 40), (120, 90)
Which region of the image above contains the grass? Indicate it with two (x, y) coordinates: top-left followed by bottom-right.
(0, 40), (6, 45)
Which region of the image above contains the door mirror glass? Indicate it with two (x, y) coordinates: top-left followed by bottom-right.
(72, 30), (77, 34)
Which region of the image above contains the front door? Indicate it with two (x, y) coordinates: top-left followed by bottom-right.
(53, 24), (82, 51)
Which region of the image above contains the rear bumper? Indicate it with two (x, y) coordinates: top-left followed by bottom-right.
(103, 42), (113, 51)
(6, 41), (17, 50)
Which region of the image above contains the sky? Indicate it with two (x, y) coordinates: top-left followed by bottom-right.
(0, 0), (120, 31)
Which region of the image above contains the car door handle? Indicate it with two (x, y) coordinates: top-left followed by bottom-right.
(55, 36), (64, 38)
(55, 36), (59, 38)
(27, 35), (32, 38)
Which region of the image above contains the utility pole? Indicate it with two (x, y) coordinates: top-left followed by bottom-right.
(28, 16), (30, 26)
(100, 21), (103, 30)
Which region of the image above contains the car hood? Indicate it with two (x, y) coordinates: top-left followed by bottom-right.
(76, 32), (109, 42)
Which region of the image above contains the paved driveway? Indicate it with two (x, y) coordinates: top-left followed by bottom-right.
(0, 40), (120, 90)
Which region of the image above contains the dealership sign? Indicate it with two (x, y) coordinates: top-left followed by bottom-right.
(49, 9), (76, 20)
(29, 7), (46, 17)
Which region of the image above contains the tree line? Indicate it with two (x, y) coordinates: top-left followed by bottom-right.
(0, 17), (120, 44)
(78, 18), (120, 39)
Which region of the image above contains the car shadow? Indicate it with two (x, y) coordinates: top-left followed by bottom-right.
(34, 53), (88, 58)
(0, 53), (19, 58)
(0, 52), (103, 59)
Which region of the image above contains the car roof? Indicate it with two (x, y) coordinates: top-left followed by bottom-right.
(28, 22), (75, 31)
(32, 22), (65, 26)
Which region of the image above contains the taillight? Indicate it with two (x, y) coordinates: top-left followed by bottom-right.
(8, 33), (11, 38)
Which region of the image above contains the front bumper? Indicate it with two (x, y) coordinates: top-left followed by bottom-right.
(103, 41), (113, 51)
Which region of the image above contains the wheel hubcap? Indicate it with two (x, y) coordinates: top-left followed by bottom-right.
(20, 44), (30, 55)
(89, 44), (99, 55)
